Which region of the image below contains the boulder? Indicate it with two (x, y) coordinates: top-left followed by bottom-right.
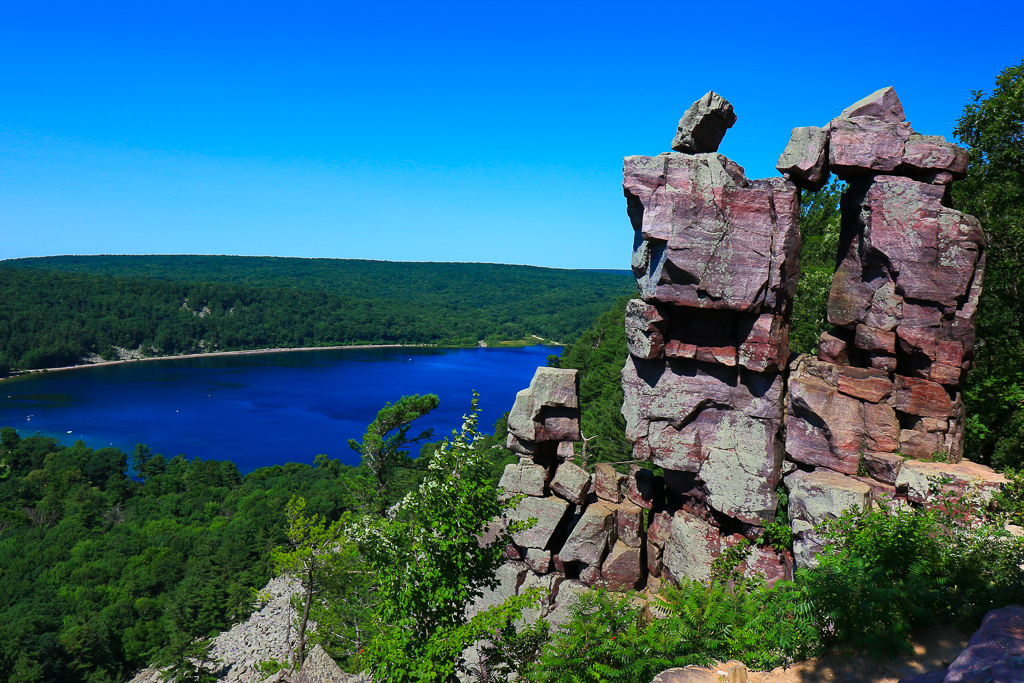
(839, 85), (906, 122)
(498, 462), (547, 499)
(625, 299), (667, 360)
(626, 464), (656, 509)
(896, 459), (1005, 505)
(623, 154), (799, 314)
(507, 495), (570, 550)
(900, 134), (969, 178)
(616, 503), (644, 548)
(601, 541), (643, 591)
(670, 91), (737, 153)
(525, 548), (552, 574)
(940, 605), (1024, 683)
(777, 125), (830, 190)
(663, 511), (719, 583)
(559, 502), (616, 566)
(593, 463), (624, 503)
(829, 118), (912, 178)
(550, 461), (591, 505)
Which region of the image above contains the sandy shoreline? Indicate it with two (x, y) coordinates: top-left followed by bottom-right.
(1, 344), (435, 380)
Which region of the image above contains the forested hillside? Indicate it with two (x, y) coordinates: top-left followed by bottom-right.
(0, 256), (634, 372)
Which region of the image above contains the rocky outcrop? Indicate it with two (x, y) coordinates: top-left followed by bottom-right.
(128, 577), (306, 683)
(496, 86), (1000, 620)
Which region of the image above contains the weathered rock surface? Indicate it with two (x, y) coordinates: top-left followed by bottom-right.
(670, 91), (737, 154)
(498, 461), (547, 499)
(594, 462), (624, 503)
(559, 502), (615, 566)
(507, 495), (570, 550)
(777, 125), (830, 190)
(550, 461), (591, 505)
(786, 469), (873, 567)
(896, 459), (1005, 505)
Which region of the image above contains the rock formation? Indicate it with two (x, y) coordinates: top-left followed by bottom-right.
(621, 91), (799, 583)
(497, 87), (1005, 603)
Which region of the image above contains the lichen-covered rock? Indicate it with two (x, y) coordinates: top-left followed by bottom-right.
(296, 644), (358, 683)
(507, 495), (570, 550)
(616, 503), (644, 547)
(829, 118), (913, 178)
(663, 511), (719, 583)
(895, 459), (1005, 505)
(498, 462), (547, 499)
(525, 548), (552, 574)
(550, 461), (591, 505)
(507, 368), (580, 443)
(625, 299), (667, 360)
(786, 469), (873, 567)
(624, 154), (799, 314)
(559, 502), (616, 566)
(670, 91), (737, 154)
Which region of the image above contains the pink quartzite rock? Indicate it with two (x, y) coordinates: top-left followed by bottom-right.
(559, 502), (616, 566)
(507, 367), (580, 442)
(647, 510), (673, 547)
(900, 134), (969, 179)
(862, 451), (905, 485)
(670, 91), (737, 154)
(777, 125), (830, 190)
(601, 541), (643, 591)
(623, 154), (799, 314)
(829, 118), (912, 178)
(625, 465), (655, 509)
(550, 461), (591, 505)
(647, 540), (664, 578)
(625, 299), (666, 360)
(895, 459), (1005, 505)
(827, 175), (984, 385)
(507, 495), (570, 550)
(840, 86), (906, 122)
(939, 605), (1024, 683)
(786, 356), (899, 475)
(616, 503), (644, 548)
(593, 463), (624, 503)
(663, 510), (720, 583)
(498, 462), (547, 499)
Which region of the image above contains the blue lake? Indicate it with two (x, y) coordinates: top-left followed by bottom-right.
(0, 346), (557, 473)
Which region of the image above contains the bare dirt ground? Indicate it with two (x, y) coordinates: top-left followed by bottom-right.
(751, 623), (967, 682)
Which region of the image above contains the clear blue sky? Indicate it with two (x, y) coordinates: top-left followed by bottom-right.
(2, 1), (1021, 270)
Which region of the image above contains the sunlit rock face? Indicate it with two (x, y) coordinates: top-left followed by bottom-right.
(486, 87), (997, 613)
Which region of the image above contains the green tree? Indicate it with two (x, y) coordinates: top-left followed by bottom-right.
(953, 59), (1024, 468)
(350, 393), (531, 682)
(347, 394), (439, 512)
(270, 497), (346, 670)
(790, 179), (843, 355)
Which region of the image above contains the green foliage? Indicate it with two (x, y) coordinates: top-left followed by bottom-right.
(271, 499), (375, 671)
(0, 256), (634, 371)
(347, 394), (439, 514)
(790, 179), (843, 355)
(0, 430), (372, 682)
(553, 296), (632, 464)
(521, 579), (817, 683)
(351, 393), (522, 682)
(158, 639), (220, 683)
(953, 59), (1024, 468)
(801, 486), (1024, 654)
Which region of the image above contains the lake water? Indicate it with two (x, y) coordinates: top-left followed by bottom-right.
(0, 346), (558, 473)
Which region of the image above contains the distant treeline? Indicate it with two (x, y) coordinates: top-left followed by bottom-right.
(0, 256), (635, 372)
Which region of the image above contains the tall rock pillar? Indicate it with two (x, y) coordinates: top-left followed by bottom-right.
(621, 92), (801, 583)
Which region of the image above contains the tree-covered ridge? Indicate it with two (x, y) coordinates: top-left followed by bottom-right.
(0, 256), (634, 372)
